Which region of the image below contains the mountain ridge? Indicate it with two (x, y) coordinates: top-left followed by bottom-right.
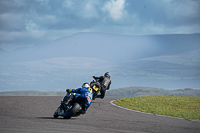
(1, 87), (200, 97)
(1, 32), (200, 63)
(0, 32), (200, 91)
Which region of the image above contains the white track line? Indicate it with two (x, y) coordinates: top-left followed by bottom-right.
(110, 100), (199, 122)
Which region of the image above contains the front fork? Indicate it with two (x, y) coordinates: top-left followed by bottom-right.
(60, 93), (74, 111)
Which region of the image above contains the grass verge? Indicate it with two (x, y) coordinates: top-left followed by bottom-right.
(114, 96), (200, 121)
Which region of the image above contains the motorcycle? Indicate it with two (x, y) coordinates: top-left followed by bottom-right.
(90, 79), (100, 100)
(53, 91), (83, 119)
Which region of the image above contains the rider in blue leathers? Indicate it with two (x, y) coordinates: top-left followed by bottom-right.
(67, 83), (93, 114)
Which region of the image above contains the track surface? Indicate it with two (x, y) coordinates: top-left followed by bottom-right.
(0, 96), (199, 133)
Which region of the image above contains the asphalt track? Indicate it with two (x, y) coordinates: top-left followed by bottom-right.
(0, 96), (199, 133)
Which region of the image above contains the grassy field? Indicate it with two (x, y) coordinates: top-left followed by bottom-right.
(114, 96), (200, 121)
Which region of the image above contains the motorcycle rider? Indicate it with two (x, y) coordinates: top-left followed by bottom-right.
(93, 72), (111, 99)
(66, 83), (93, 114)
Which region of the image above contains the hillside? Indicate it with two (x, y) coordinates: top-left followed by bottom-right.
(0, 87), (199, 97)
(106, 87), (200, 97)
(1, 33), (200, 63)
(0, 91), (65, 96)
(0, 33), (200, 91)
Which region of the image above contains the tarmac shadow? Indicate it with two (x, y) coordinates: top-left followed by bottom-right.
(37, 117), (56, 119)
(37, 117), (79, 120)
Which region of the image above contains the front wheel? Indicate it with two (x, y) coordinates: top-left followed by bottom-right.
(53, 110), (59, 118)
(63, 103), (82, 119)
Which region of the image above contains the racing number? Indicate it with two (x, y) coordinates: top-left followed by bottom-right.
(88, 87), (92, 92)
(93, 85), (98, 91)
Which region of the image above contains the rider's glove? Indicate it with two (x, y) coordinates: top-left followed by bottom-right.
(66, 89), (70, 93)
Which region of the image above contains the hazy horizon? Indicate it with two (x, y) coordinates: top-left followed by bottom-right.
(0, 0), (200, 92)
(0, 32), (200, 92)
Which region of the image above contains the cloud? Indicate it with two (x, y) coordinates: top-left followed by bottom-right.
(0, 13), (25, 31)
(102, 0), (126, 20)
(0, 0), (200, 51)
(82, 1), (100, 19)
(169, 0), (199, 17)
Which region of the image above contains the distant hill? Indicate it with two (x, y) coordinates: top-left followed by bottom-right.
(0, 91), (65, 96)
(0, 87), (199, 97)
(0, 32), (200, 92)
(106, 87), (200, 97)
(1, 32), (200, 63)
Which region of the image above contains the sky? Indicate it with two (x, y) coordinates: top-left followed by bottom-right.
(0, 0), (200, 51)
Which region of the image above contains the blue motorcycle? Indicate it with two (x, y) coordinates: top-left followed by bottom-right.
(53, 91), (82, 119)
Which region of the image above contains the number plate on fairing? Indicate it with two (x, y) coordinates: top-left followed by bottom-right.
(93, 85), (99, 91)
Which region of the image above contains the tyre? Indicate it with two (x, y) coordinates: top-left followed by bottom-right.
(63, 103), (82, 119)
(92, 89), (96, 100)
(93, 96), (96, 100)
(53, 110), (59, 118)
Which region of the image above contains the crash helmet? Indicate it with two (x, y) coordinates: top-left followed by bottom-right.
(104, 72), (111, 78)
(82, 83), (90, 88)
(82, 83), (92, 93)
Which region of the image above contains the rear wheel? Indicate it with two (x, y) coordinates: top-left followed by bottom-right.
(63, 103), (82, 119)
(92, 89), (97, 100)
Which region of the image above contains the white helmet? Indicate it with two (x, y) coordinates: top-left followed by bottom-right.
(82, 83), (90, 88)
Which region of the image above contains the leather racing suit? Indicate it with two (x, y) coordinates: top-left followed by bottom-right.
(93, 76), (111, 99)
(68, 87), (93, 113)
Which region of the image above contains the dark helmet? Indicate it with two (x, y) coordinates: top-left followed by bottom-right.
(104, 72), (111, 78)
